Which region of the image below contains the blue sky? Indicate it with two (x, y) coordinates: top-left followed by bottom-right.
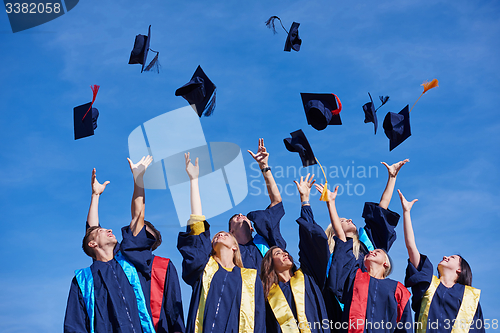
(1, 0), (499, 331)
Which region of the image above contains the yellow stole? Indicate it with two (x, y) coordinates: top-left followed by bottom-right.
(417, 275), (481, 333)
(194, 257), (256, 333)
(267, 269), (311, 333)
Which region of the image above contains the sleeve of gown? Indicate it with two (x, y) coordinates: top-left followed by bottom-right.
(160, 261), (186, 333)
(362, 202), (400, 252)
(404, 253), (433, 313)
(120, 225), (155, 276)
(63, 277), (90, 333)
(327, 236), (359, 303)
(253, 271), (266, 333)
(296, 205), (330, 290)
(247, 201), (287, 249)
(176, 216), (212, 286)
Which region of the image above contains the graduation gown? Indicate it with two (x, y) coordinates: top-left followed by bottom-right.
(238, 202), (287, 272)
(64, 226), (185, 333)
(405, 254), (485, 333)
(265, 205), (330, 333)
(324, 202), (400, 331)
(177, 217), (265, 333)
(328, 238), (412, 333)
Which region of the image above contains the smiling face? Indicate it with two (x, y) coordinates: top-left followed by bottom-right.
(271, 247), (293, 273)
(229, 213), (254, 234)
(364, 249), (391, 276)
(438, 255), (462, 276)
(212, 231), (238, 251)
(340, 218), (357, 237)
(89, 227), (117, 248)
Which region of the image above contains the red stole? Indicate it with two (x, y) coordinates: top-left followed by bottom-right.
(151, 256), (170, 330)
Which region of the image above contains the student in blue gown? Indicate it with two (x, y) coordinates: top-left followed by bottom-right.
(398, 190), (485, 333)
(229, 138), (287, 271)
(318, 184), (413, 333)
(317, 159), (409, 331)
(177, 153), (265, 333)
(64, 156), (185, 333)
(261, 174), (331, 333)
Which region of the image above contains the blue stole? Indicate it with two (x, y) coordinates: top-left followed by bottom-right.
(253, 233), (270, 258)
(74, 252), (156, 333)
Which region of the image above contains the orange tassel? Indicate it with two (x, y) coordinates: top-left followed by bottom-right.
(421, 79), (438, 93)
(320, 181), (329, 201)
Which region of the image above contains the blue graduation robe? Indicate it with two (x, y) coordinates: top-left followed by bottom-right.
(324, 202), (400, 332)
(239, 202), (287, 272)
(265, 205), (331, 333)
(405, 254), (485, 333)
(64, 226), (185, 333)
(328, 238), (413, 333)
(177, 220), (265, 333)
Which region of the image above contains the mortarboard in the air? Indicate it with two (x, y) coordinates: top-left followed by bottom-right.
(284, 129), (317, 167)
(265, 16), (302, 52)
(175, 65), (217, 117)
(383, 105), (411, 151)
(363, 93), (389, 134)
(382, 79), (438, 150)
(74, 85), (100, 140)
(300, 93), (342, 131)
(128, 25), (160, 73)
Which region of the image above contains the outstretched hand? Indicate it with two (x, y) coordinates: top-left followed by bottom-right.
(247, 138), (269, 167)
(91, 168), (110, 195)
(381, 159), (409, 178)
(398, 189), (418, 212)
(127, 155), (153, 185)
(294, 173), (315, 200)
(185, 152), (199, 180)
(315, 183), (338, 202)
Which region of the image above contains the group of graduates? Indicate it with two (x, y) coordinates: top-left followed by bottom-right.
(64, 139), (485, 333)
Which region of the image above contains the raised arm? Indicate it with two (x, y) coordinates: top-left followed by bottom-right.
(379, 159), (409, 209)
(315, 184), (345, 241)
(86, 168), (110, 228)
(127, 155), (153, 236)
(185, 152), (201, 215)
(248, 138), (281, 207)
(398, 189), (420, 268)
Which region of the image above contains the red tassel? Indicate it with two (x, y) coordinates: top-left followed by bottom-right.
(82, 85), (100, 122)
(331, 94), (342, 115)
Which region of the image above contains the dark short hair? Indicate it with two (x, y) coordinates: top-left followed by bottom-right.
(82, 226), (100, 259)
(228, 214), (239, 232)
(456, 255), (473, 286)
(144, 220), (162, 251)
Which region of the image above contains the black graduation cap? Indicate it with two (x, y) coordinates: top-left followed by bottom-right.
(363, 93), (389, 135)
(300, 93), (342, 131)
(175, 65), (217, 117)
(128, 25), (160, 73)
(265, 16), (302, 52)
(284, 129), (317, 167)
(73, 85), (100, 140)
(383, 105), (411, 151)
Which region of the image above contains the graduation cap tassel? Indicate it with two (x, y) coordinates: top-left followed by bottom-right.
(144, 50), (160, 73)
(409, 79), (438, 113)
(203, 88), (217, 117)
(375, 96), (389, 112)
(265, 16), (289, 34)
(82, 85), (100, 122)
(315, 157), (329, 202)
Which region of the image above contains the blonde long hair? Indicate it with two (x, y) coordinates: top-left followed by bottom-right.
(211, 231), (244, 268)
(325, 224), (361, 260)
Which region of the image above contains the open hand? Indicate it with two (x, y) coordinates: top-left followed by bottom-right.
(381, 159), (409, 178)
(398, 189), (418, 212)
(185, 152), (199, 180)
(294, 173), (315, 200)
(247, 138), (269, 168)
(127, 155), (153, 182)
(315, 183), (338, 202)
(91, 168), (110, 195)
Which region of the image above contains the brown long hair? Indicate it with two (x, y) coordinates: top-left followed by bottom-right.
(210, 231), (244, 268)
(260, 246), (297, 299)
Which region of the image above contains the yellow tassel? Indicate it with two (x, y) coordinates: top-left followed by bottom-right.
(421, 79), (439, 93)
(315, 157), (329, 202)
